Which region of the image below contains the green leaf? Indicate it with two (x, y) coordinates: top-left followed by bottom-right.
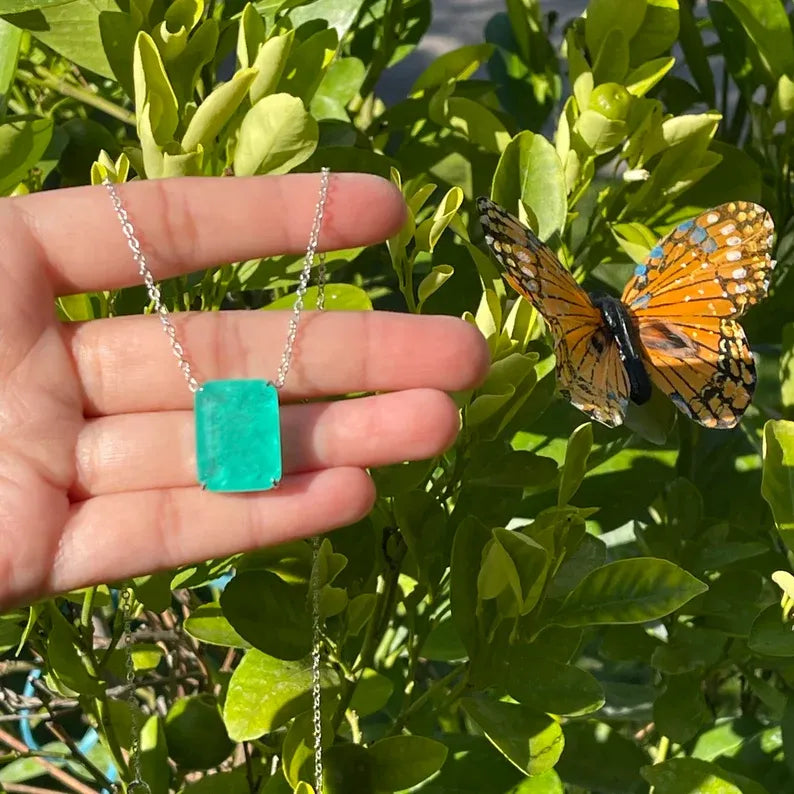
(418, 264), (454, 309)
(553, 558), (708, 626)
(678, 0), (715, 103)
(629, 0), (680, 67)
(415, 186), (463, 252)
(492, 528), (548, 614)
(748, 604), (794, 656)
(220, 570), (311, 659)
(468, 447), (557, 489)
(625, 55), (675, 97)
(592, 28), (629, 84)
(0, 18), (22, 119)
(283, 710), (332, 788)
(641, 757), (769, 794)
(394, 491), (449, 593)
(506, 650), (605, 716)
(279, 27), (337, 103)
(556, 721), (648, 792)
(0, 117), (53, 195)
(323, 744), (374, 794)
(250, 30), (294, 104)
(181, 770), (252, 794)
(140, 716), (169, 794)
(265, 283), (372, 311)
(165, 694), (234, 770)
(234, 92), (318, 176)
(575, 110), (627, 154)
(585, 0), (647, 62)
(412, 43), (495, 92)
(288, 0), (366, 40)
(547, 532), (607, 599)
(762, 420), (794, 548)
(451, 517), (491, 659)
(783, 696), (794, 777)
(310, 56), (365, 120)
(46, 608), (103, 696)
(368, 736), (448, 789)
(223, 649), (335, 740)
(461, 697), (564, 776)
(133, 31), (179, 143)
(558, 422), (593, 506)
(723, 0), (794, 80)
(771, 74), (794, 123)
(182, 67), (258, 152)
(611, 221), (657, 262)
(653, 673), (709, 743)
(491, 130), (567, 240)
(184, 603), (250, 648)
(2, 0), (117, 77)
(434, 96), (512, 153)
(170, 19), (219, 107)
(350, 668), (393, 717)
(237, 2), (266, 69)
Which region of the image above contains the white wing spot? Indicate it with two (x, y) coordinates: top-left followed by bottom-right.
(720, 223), (736, 234)
(726, 250), (742, 262)
(726, 236), (742, 246)
(732, 267), (747, 279)
(735, 284), (748, 294)
(707, 213), (719, 224)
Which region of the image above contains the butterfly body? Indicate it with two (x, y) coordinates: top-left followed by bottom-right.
(477, 197), (776, 429)
(590, 292), (652, 406)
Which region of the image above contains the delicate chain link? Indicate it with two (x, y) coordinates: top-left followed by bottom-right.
(102, 165), (331, 393)
(104, 170), (330, 793)
(102, 179), (201, 393)
(118, 588), (150, 794)
(310, 535), (323, 793)
(275, 166), (330, 389)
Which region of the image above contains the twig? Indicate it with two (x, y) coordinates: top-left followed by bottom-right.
(0, 727), (99, 794)
(4, 783), (73, 794)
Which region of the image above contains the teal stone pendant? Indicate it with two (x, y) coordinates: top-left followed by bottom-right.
(195, 379), (282, 492)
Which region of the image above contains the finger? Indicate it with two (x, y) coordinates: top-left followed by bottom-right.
(51, 468), (375, 596)
(8, 173), (406, 295)
(72, 389), (459, 498)
(67, 311), (491, 414)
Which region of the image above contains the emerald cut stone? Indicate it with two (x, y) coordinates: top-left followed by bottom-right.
(195, 379), (282, 492)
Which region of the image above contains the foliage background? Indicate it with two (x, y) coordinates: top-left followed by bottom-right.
(2, 0), (794, 792)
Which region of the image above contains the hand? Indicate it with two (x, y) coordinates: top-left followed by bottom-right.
(0, 173), (489, 608)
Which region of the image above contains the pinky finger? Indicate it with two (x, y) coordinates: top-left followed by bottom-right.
(52, 468), (375, 594)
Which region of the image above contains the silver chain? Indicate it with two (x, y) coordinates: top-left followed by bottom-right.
(102, 166), (330, 394)
(118, 588), (149, 793)
(104, 168), (330, 793)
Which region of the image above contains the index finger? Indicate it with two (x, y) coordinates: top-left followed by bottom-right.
(6, 172), (406, 296)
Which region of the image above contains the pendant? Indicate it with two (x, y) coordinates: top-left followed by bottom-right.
(195, 379), (282, 492)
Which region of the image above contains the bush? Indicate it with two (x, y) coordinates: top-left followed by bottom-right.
(2, 0), (794, 792)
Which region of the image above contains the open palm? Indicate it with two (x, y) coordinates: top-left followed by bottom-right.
(0, 173), (488, 609)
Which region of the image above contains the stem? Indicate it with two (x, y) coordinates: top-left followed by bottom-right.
(0, 727), (98, 794)
(649, 734), (671, 794)
(390, 663), (467, 735)
(32, 66), (136, 126)
(359, 0), (401, 99)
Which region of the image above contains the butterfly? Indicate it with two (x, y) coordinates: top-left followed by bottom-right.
(477, 197), (776, 429)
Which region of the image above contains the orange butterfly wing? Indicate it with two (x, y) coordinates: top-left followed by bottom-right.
(478, 197), (630, 427)
(621, 201), (776, 428)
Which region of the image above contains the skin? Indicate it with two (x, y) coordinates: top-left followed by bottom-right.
(0, 172), (490, 609)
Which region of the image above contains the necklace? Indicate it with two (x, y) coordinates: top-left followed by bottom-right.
(103, 169), (330, 793)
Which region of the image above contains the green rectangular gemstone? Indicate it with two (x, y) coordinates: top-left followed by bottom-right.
(195, 379), (282, 492)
